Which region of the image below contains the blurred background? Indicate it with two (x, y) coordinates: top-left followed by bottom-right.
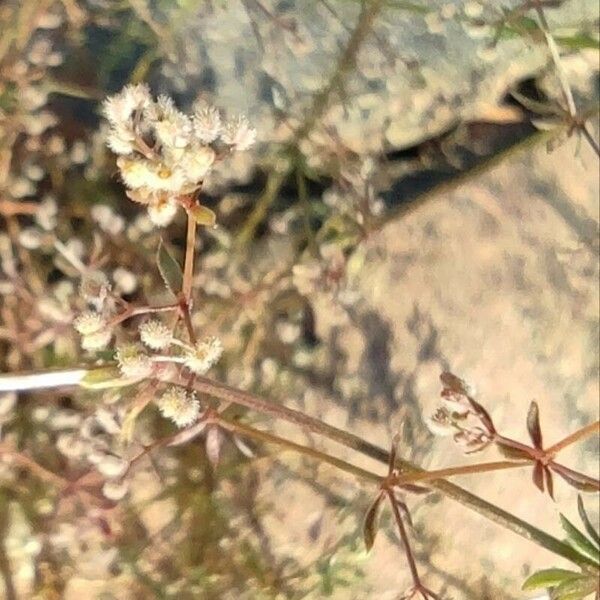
(0, 1), (598, 598)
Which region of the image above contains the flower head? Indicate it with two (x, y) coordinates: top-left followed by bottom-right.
(193, 103), (222, 144)
(221, 115), (257, 151)
(139, 320), (172, 350)
(184, 336), (223, 375)
(74, 311), (106, 336)
(116, 343), (153, 379)
(157, 387), (200, 428)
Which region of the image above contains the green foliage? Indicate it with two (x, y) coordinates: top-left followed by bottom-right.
(523, 497), (600, 599)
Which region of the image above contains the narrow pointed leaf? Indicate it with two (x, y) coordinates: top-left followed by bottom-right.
(577, 496), (600, 548)
(81, 366), (132, 389)
(533, 461), (545, 494)
(552, 574), (598, 599)
(496, 441), (532, 461)
(522, 568), (584, 591)
(554, 467), (600, 493)
(205, 426), (223, 470)
(544, 466), (555, 501)
(363, 492), (385, 552)
(157, 239), (183, 296)
(560, 515), (600, 566)
(527, 401), (543, 448)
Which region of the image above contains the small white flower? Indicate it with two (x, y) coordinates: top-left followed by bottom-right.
(106, 121), (136, 155)
(139, 320), (172, 350)
(117, 156), (158, 190)
(35, 195), (58, 231)
(74, 311), (106, 335)
(102, 479), (129, 501)
(157, 387), (200, 428)
(81, 329), (113, 351)
(113, 267), (137, 295)
(116, 343), (153, 379)
(103, 83), (151, 124)
(184, 336), (223, 375)
(179, 145), (215, 183)
(153, 108), (192, 150)
(221, 115), (256, 151)
(192, 103), (222, 143)
(147, 200), (178, 227)
(97, 455), (129, 479)
(19, 227), (43, 250)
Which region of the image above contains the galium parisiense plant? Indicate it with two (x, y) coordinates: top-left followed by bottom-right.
(0, 84), (598, 600)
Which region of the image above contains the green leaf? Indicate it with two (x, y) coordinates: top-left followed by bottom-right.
(578, 496), (600, 548)
(189, 204), (216, 227)
(555, 33), (600, 51)
(156, 239), (183, 296)
(561, 515), (600, 566)
(363, 492), (385, 552)
(80, 366), (130, 389)
(552, 574), (598, 599)
(522, 568), (585, 591)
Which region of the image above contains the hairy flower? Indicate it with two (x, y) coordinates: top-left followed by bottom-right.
(139, 320), (172, 350)
(147, 200), (178, 227)
(81, 329), (113, 352)
(74, 311), (106, 336)
(179, 145), (215, 183)
(221, 115), (257, 151)
(184, 336), (223, 375)
(193, 103), (222, 143)
(116, 343), (153, 379)
(157, 387), (200, 428)
(103, 83), (151, 125)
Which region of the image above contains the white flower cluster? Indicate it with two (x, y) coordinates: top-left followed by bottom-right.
(183, 336), (223, 375)
(157, 387), (200, 428)
(103, 84), (256, 227)
(74, 310), (112, 351)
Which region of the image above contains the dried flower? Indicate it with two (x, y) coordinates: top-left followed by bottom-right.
(157, 387), (200, 428)
(184, 336), (223, 375)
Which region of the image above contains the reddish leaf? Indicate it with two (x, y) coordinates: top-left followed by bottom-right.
(543, 466), (555, 500)
(552, 465), (600, 493)
(363, 492), (385, 552)
(527, 401), (543, 449)
(532, 461), (545, 494)
(496, 441), (532, 461)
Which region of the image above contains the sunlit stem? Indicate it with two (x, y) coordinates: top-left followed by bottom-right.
(546, 420), (600, 456)
(182, 210), (197, 303)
